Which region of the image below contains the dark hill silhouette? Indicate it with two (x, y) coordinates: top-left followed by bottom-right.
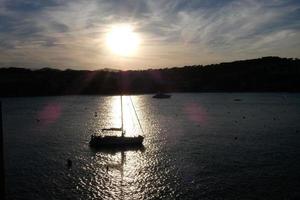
(0, 57), (300, 97)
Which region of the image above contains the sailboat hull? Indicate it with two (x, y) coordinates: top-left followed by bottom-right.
(89, 135), (144, 148)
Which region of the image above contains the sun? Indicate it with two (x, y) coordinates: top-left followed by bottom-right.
(106, 24), (140, 57)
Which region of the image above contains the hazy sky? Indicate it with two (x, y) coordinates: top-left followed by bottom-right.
(0, 0), (300, 70)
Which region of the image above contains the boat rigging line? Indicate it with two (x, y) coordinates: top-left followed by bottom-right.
(129, 96), (145, 135)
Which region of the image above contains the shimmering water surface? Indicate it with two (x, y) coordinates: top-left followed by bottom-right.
(2, 93), (300, 199)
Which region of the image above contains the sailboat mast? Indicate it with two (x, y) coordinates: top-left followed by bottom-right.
(121, 95), (124, 137)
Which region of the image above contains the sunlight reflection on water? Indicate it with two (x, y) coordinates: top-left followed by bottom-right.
(72, 95), (175, 199)
(87, 95), (174, 199)
(97, 96), (144, 137)
(3, 94), (300, 199)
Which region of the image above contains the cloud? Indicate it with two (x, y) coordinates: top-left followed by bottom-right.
(4, 0), (62, 12)
(0, 0), (299, 69)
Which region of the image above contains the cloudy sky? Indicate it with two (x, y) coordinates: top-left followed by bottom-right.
(0, 0), (299, 70)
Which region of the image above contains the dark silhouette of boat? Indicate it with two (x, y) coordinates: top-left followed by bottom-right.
(90, 135), (144, 148)
(89, 96), (144, 148)
(234, 98), (242, 101)
(152, 92), (171, 99)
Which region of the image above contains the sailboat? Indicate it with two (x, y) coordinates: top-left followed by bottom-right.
(89, 96), (144, 148)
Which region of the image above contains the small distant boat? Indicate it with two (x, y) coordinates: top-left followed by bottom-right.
(89, 96), (144, 148)
(152, 92), (171, 99)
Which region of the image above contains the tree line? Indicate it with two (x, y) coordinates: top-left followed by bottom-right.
(0, 57), (300, 97)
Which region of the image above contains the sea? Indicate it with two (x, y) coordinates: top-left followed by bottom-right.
(2, 93), (300, 199)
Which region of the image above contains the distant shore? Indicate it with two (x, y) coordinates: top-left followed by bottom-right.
(1, 57), (300, 97)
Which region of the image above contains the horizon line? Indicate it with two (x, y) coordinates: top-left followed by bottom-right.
(0, 56), (299, 72)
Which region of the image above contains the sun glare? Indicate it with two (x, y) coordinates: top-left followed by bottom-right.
(106, 24), (140, 57)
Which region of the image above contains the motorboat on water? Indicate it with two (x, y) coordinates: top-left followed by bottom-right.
(152, 92), (171, 99)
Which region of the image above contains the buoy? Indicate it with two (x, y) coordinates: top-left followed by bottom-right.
(67, 159), (72, 169)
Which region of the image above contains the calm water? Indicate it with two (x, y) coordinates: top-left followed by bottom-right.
(2, 93), (300, 199)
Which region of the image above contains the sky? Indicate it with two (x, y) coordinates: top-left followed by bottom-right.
(0, 0), (300, 70)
